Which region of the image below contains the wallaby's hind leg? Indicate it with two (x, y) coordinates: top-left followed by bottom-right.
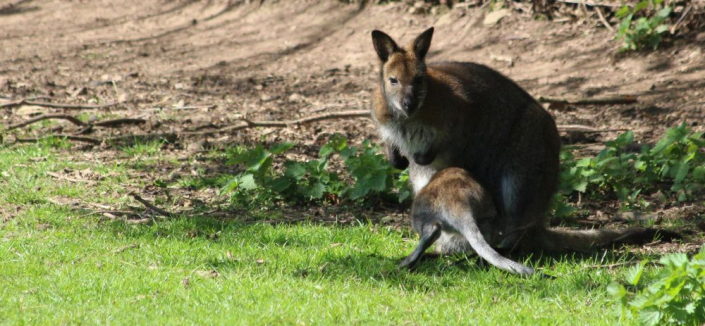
(496, 171), (549, 250)
(399, 223), (442, 269)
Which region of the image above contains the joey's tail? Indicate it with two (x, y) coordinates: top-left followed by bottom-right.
(456, 213), (535, 276)
(533, 227), (681, 253)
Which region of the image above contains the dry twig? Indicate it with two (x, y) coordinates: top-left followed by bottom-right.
(538, 95), (638, 105)
(94, 118), (146, 127)
(594, 6), (614, 32)
(106, 110), (371, 140)
(15, 135), (102, 145)
(130, 192), (175, 218)
(114, 244), (138, 253)
(558, 124), (629, 133)
(6, 114), (145, 131)
(0, 98), (122, 110)
(557, 0), (620, 7)
(6, 114), (87, 130)
(585, 261), (659, 269)
(671, 5), (692, 34)
(45, 171), (97, 185)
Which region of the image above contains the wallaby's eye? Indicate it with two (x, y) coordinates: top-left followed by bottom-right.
(389, 77), (398, 85)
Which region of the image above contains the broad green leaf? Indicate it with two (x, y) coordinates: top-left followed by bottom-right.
(238, 174), (257, 190)
(655, 25), (669, 34)
(626, 262), (645, 285)
(305, 182), (325, 199)
(685, 302), (696, 314)
(576, 158), (592, 167)
(638, 308), (662, 326)
(633, 1), (649, 13)
(628, 294), (649, 309)
(270, 142), (295, 155)
(674, 161), (689, 184)
(660, 253), (689, 268)
(269, 177), (291, 192)
(688, 134), (705, 147)
(221, 178), (240, 194)
(693, 166), (705, 181)
(284, 161), (307, 179)
(245, 146), (269, 171)
(226, 149), (251, 165)
(573, 181), (588, 193)
(616, 6), (631, 18)
(607, 282), (627, 298)
(656, 7), (672, 18)
(369, 170), (389, 192)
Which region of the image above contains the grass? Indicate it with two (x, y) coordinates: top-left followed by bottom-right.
(0, 142), (674, 325)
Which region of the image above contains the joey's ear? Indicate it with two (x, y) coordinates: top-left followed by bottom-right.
(371, 30), (399, 62)
(413, 27), (434, 60)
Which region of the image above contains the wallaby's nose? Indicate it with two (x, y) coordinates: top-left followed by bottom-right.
(402, 98), (412, 110)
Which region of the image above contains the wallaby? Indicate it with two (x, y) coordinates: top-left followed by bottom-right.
(400, 167), (534, 276)
(370, 27), (679, 256)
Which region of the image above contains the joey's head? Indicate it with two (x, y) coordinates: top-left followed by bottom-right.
(371, 27), (434, 120)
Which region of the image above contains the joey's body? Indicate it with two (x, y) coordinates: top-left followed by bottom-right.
(371, 28), (679, 257)
(401, 168), (534, 276)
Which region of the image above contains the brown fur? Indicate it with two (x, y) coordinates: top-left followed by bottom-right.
(371, 27), (679, 257)
(401, 168), (534, 276)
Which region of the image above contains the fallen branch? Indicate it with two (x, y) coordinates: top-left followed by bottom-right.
(0, 98), (122, 110)
(538, 95), (637, 105)
(6, 114), (87, 131)
(100, 212), (152, 224)
(207, 109), (370, 133)
(94, 118), (146, 127)
(114, 244), (138, 254)
(107, 110), (370, 140)
(558, 124), (629, 133)
(15, 134), (102, 145)
(243, 109), (370, 128)
(557, 0), (621, 8)
(46, 171), (97, 185)
(594, 6), (614, 32)
(5, 114), (145, 131)
(671, 5), (692, 35)
(130, 192), (175, 218)
(105, 133), (177, 144)
(585, 261), (659, 269)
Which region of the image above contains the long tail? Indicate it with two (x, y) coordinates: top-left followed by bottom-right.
(456, 213), (535, 276)
(533, 227), (681, 253)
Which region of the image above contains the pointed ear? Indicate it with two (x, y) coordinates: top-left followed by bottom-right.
(371, 30), (399, 62)
(413, 27), (434, 60)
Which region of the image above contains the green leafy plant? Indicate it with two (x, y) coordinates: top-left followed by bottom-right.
(221, 135), (411, 205)
(608, 248), (705, 326)
(555, 124), (705, 215)
(615, 0), (672, 51)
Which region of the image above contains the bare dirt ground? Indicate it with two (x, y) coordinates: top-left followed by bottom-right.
(1, 0), (704, 247)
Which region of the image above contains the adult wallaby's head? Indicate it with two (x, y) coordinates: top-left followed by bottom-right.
(371, 27), (434, 119)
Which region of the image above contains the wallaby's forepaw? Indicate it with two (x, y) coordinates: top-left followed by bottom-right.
(386, 145), (409, 170)
(390, 152), (409, 170)
(413, 151), (435, 166)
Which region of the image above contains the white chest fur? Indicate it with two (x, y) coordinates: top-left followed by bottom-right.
(379, 122), (443, 194)
(379, 122), (436, 159)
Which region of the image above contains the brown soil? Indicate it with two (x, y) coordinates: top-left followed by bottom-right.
(1, 0), (703, 248)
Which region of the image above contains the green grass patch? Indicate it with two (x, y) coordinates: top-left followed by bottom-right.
(2, 206), (635, 325)
(0, 140), (696, 325)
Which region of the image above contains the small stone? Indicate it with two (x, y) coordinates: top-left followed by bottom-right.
(483, 9), (510, 26)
